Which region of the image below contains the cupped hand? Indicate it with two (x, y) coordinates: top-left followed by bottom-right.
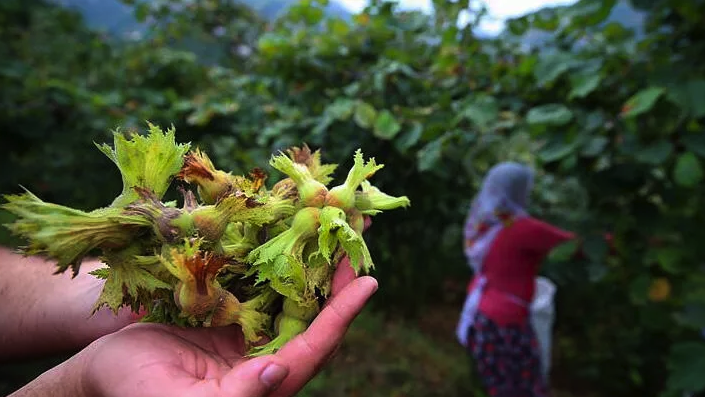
(77, 256), (377, 397)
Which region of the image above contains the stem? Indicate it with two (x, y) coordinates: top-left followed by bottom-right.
(124, 187), (195, 243)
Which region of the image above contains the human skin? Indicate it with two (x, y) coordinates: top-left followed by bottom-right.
(0, 248), (141, 361)
(2, 217), (376, 397)
(7, 257), (377, 397)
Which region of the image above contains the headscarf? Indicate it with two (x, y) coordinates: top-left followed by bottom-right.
(463, 161), (535, 274)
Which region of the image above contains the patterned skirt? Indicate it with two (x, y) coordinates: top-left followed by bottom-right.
(466, 313), (549, 397)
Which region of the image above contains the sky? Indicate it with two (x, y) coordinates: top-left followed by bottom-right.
(337, 0), (578, 35)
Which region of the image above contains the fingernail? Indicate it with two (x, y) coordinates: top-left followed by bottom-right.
(260, 363), (288, 388)
(365, 277), (379, 294)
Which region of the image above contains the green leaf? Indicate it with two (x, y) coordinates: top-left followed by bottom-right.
(629, 275), (651, 305)
(587, 262), (608, 282)
(316, 206), (347, 262)
(635, 141), (673, 165)
(394, 121), (423, 153)
(506, 17), (530, 36)
(316, 206), (373, 274)
(305, 264), (333, 297)
(581, 136), (609, 157)
(461, 95), (499, 131)
(245, 226), (308, 302)
(567, 0), (617, 27)
(303, 5), (324, 25)
(602, 21), (631, 41)
(90, 262), (171, 314)
(682, 134), (705, 158)
(354, 101), (377, 129)
(254, 255), (307, 302)
(134, 3), (151, 23)
(373, 110), (402, 140)
(517, 56), (537, 77)
(548, 239), (579, 262)
(326, 18), (349, 36)
(326, 98), (357, 120)
(527, 104), (573, 126)
(584, 235), (608, 262)
(312, 115), (334, 136)
(673, 152), (704, 187)
(621, 87), (665, 118)
(682, 275), (705, 304)
(667, 342), (705, 394)
(539, 138), (578, 163)
(559, 153), (578, 171)
(96, 124), (191, 207)
(533, 52), (578, 86)
(584, 111), (607, 131)
(417, 138), (445, 172)
(569, 73), (602, 99)
(335, 220), (374, 274)
(666, 80), (705, 118)
(652, 247), (684, 274)
(532, 8), (560, 31)
(675, 304), (705, 329)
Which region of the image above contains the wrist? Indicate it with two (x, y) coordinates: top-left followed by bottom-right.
(8, 348), (91, 397)
(0, 257), (134, 361)
(46, 261), (138, 348)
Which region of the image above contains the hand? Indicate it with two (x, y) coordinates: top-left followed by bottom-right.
(0, 249), (144, 361)
(53, 259), (147, 343)
(19, 256), (377, 397)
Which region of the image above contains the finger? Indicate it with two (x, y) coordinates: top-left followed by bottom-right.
(220, 355), (290, 397)
(304, 276), (378, 352)
(274, 276), (378, 396)
(331, 255), (357, 296)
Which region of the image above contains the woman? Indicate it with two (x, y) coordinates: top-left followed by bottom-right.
(456, 162), (575, 397)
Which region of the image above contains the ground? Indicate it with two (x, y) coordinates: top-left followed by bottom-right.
(299, 306), (477, 397)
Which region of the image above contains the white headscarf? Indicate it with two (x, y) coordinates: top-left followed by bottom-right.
(463, 162), (535, 273)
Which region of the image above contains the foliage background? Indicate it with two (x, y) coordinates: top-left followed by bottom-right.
(2, 0), (705, 396)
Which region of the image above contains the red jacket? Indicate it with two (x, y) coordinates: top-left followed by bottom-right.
(467, 217), (575, 326)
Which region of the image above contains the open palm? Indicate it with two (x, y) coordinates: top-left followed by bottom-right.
(80, 256), (377, 397)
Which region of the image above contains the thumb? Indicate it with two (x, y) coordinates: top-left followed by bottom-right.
(220, 356), (290, 397)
